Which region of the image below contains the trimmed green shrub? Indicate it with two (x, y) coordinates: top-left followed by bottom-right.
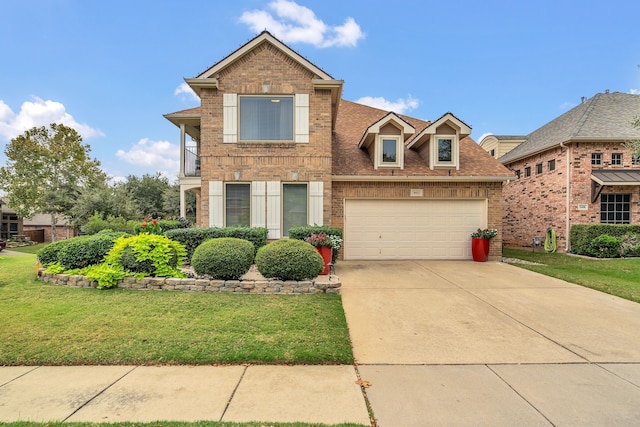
(255, 239), (324, 281)
(191, 238), (254, 280)
(571, 224), (640, 255)
(288, 225), (343, 263)
(37, 238), (75, 265)
(57, 232), (129, 269)
(166, 227), (268, 260)
(587, 234), (622, 258)
(105, 234), (187, 277)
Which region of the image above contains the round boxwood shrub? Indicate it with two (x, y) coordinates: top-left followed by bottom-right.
(191, 237), (254, 280)
(37, 238), (74, 265)
(255, 239), (324, 281)
(105, 234), (186, 277)
(57, 232), (129, 269)
(587, 234), (622, 258)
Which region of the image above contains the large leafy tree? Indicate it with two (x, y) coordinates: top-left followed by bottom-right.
(70, 181), (140, 226)
(0, 123), (105, 241)
(122, 172), (171, 219)
(623, 115), (640, 160)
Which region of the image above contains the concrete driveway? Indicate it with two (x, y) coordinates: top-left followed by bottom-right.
(338, 260), (640, 426)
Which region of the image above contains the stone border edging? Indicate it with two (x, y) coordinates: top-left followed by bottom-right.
(37, 271), (341, 294)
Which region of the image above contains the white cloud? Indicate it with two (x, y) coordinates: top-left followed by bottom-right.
(174, 82), (199, 102)
(115, 138), (180, 176)
(630, 89), (640, 95)
(239, 0), (364, 48)
(355, 95), (420, 114)
(0, 97), (104, 141)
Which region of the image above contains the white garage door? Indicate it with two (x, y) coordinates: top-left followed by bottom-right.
(344, 199), (487, 260)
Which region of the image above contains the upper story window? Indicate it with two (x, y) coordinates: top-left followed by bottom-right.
(611, 153), (622, 165)
(224, 93), (308, 143)
(239, 96), (293, 141)
(524, 166), (531, 177)
(548, 159), (556, 171)
(536, 163), (543, 174)
(591, 153), (602, 165)
(514, 170), (521, 179)
(490, 149), (495, 157)
(377, 136), (402, 168)
(438, 137), (453, 162)
(633, 154), (640, 165)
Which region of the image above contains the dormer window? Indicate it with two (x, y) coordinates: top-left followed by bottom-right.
(377, 136), (402, 168)
(433, 135), (459, 167)
(406, 112), (470, 171)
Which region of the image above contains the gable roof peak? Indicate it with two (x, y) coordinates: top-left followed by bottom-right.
(195, 31), (334, 81)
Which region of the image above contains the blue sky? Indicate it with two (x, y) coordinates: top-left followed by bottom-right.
(1, 0), (639, 182)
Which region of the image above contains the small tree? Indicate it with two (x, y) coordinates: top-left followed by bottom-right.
(623, 115), (640, 161)
(0, 123), (105, 241)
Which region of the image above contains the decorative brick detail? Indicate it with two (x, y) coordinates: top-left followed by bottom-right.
(37, 271), (341, 294)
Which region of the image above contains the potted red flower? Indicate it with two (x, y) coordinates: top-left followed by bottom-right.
(304, 232), (333, 275)
(470, 228), (497, 262)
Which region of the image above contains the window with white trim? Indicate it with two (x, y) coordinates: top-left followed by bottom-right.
(225, 183), (251, 227)
(376, 136), (402, 168)
(282, 183), (308, 237)
(591, 153), (602, 165)
(432, 135), (458, 168)
(239, 96), (293, 141)
(611, 153), (622, 165)
(600, 194), (630, 224)
(633, 153), (640, 165)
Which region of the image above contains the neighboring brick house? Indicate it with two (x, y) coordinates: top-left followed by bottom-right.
(165, 31), (513, 260)
(498, 91), (640, 251)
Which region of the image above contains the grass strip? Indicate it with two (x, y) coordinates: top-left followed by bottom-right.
(503, 248), (640, 303)
(0, 254), (353, 366)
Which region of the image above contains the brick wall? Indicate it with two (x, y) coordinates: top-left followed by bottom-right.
(197, 42), (333, 226)
(502, 142), (640, 251)
(332, 180), (504, 259)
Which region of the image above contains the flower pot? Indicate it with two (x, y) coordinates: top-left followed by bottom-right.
(472, 238), (490, 262)
(316, 246), (332, 275)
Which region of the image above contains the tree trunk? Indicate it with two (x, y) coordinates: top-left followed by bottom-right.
(50, 213), (58, 242)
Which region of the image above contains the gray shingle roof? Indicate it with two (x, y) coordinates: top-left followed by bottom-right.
(500, 92), (640, 164)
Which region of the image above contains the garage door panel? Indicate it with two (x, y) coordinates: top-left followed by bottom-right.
(345, 199), (486, 260)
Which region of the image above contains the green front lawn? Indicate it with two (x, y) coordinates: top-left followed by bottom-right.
(2, 243), (48, 254)
(503, 248), (640, 303)
(0, 254), (353, 366)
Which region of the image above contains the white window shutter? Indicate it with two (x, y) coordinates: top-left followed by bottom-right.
(251, 181), (266, 228)
(209, 181), (224, 227)
(223, 93), (237, 143)
(295, 93), (309, 143)
(266, 181), (281, 239)
(309, 181), (323, 225)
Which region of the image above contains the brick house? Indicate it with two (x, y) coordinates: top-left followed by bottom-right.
(164, 31), (512, 260)
(498, 91), (640, 251)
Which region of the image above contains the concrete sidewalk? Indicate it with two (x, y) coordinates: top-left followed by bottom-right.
(0, 365), (371, 424)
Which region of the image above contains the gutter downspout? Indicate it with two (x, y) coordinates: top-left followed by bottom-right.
(561, 142), (571, 252)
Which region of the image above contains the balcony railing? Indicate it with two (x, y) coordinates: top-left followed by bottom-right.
(184, 146), (200, 177)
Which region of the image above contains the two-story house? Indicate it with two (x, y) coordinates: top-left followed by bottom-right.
(498, 91), (640, 251)
(164, 31), (513, 260)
